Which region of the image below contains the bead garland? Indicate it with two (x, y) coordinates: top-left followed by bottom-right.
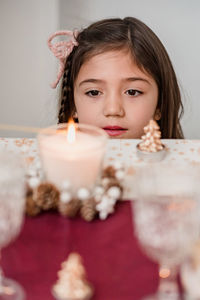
(25, 162), (125, 221)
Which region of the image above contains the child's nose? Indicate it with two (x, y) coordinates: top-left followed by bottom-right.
(103, 95), (125, 118)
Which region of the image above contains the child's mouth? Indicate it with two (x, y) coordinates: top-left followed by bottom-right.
(102, 126), (127, 137)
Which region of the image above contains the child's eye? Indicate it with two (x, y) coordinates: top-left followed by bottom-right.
(125, 89), (142, 96)
(85, 90), (101, 97)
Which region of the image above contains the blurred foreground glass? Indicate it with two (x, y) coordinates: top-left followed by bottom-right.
(0, 151), (26, 299)
(131, 162), (200, 300)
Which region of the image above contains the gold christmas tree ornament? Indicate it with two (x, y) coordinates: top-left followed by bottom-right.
(52, 253), (94, 300)
(136, 119), (166, 162)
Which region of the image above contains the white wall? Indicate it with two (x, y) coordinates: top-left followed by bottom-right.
(1, 0), (200, 138)
(0, 0), (59, 137)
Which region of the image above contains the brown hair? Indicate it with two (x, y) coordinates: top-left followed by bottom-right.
(58, 17), (184, 138)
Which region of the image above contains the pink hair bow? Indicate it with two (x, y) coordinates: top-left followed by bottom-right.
(47, 30), (78, 88)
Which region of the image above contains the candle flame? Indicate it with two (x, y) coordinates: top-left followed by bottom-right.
(67, 120), (76, 144)
(159, 267), (170, 279)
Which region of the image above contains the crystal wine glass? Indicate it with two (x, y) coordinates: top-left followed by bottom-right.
(0, 150), (26, 299)
(131, 162), (200, 300)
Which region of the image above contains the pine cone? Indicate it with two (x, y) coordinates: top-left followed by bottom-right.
(102, 165), (116, 178)
(26, 184), (33, 197)
(58, 198), (81, 218)
(80, 197), (97, 222)
(25, 187), (41, 216)
(105, 178), (123, 193)
(35, 182), (60, 210)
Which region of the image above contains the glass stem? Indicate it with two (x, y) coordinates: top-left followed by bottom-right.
(0, 251), (4, 294)
(157, 265), (180, 299)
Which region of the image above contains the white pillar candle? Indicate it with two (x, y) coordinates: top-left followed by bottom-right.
(38, 123), (108, 191)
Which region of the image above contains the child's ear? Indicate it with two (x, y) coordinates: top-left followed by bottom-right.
(72, 111), (78, 122)
(154, 109), (161, 121)
(73, 112), (78, 118)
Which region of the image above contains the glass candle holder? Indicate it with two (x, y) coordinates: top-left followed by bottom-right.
(136, 143), (167, 162)
(37, 123), (108, 191)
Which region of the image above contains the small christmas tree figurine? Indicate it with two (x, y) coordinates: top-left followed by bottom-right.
(52, 252), (93, 300)
(138, 119), (164, 152)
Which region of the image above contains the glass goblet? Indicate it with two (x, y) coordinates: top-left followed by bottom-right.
(0, 151), (26, 300)
(131, 162), (200, 300)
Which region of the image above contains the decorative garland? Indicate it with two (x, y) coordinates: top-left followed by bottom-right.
(25, 161), (125, 221)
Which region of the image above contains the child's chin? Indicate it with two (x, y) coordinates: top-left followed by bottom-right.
(109, 135), (126, 139)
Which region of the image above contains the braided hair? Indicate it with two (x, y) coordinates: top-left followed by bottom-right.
(58, 52), (75, 123)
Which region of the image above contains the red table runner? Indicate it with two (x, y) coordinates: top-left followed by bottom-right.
(2, 201), (158, 300)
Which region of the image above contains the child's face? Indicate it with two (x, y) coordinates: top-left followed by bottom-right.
(74, 50), (158, 138)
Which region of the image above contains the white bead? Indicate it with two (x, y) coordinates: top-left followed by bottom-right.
(101, 195), (110, 204)
(109, 197), (117, 206)
(61, 180), (71, 191)
(60, 192), (71, 203)
(99, 210), (108, 220)
(96, 196), (112, 210)
(94, 185), (105, 195)
(28, 176), (40, 189)
(113, 161), (123, 170)
(27, 168), (37, 177)
(115, 170), (125, 180)
(96, 199), (108, 211)
(77, 187), (90, 201)
(96, 202), (103, 211)
(107, 186), (121, 199)
(94, 194), (102, 203)
(35, 160), (42, 170)
(101, 177), (109, 187)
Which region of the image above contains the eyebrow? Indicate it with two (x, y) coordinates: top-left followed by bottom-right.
(79, 79), (104, 86)
(125, 77), (150, 84)
(79, 77), (150, 86)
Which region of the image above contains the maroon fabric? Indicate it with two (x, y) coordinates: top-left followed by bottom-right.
(2, 201), (158, 300)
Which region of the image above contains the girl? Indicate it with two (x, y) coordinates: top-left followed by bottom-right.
(48, 17), (184, 139)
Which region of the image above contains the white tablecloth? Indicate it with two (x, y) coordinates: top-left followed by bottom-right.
(1, 138), (200, 198)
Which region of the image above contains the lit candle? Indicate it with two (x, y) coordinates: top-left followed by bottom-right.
(38, 122), (108, 191)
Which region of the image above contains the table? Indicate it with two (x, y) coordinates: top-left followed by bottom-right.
(2, 201), (158, 300)
(1, 138), (200, 199)
(1, 138), (200, 299)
